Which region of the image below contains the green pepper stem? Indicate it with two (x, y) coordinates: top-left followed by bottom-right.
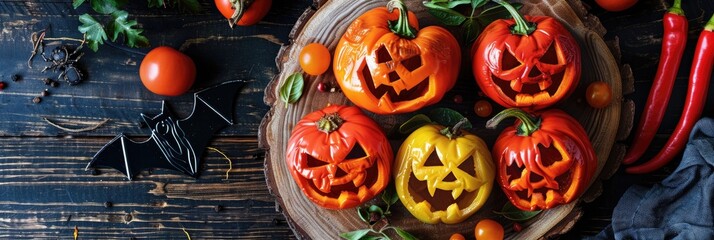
(316, 113), (344, 133)
(668, 0), (684, 16)
(387, 0), (417, 39)
(706, 13), (714, 31)
(492, 0), (535, 35)
(485, 108), (541, 136)
(440, 118), (469, 139)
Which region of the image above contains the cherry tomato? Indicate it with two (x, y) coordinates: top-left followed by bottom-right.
(594, 0), (637, 12)
(475, 219), (504, 240)
(215, 0), (272, 26)
(299, 43), (331, 75)
(586, 81), (613, 108)
(474, 100), (493, 118)
(139, 46), (196, 96)
(449, 233), (466, 240)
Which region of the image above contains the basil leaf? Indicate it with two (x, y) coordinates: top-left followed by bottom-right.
(72, 0), (86, 9)
(428, 108), (472, 129)
(279, 73), (304, 107)
(357, 207), (370, 223)
(478, 3), (523, 23)
(398, 114), (432, 134)
(393, 227), (418, 240)
(424, 3), (467, 26)
(339, 229), (371, 240)
(463, 17), (483, 43)
(381, 186), (398, 206)
(471, 0), (488, 9)
(494, 202), (542, 222)
(78, 14), (108, 52)
(441, 0), (471, 8)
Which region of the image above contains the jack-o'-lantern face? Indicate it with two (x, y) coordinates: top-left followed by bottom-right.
(473, 15), (581, 111)
(286, 105), (392, 209)
(334, 7), (460, 114)
(394, 124), (494, 224)
(490, 109), (597, 211)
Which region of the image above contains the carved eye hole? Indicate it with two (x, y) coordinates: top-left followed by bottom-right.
(423, 152), (442, 167)
(346, 143), (367, 160)
(539, 44), (559, 65)
(402, 55), (422, 72)
(306, 155), (328, 168)
(539, 144), (562, 167)
(376, 45), (392, 63)
(501, 50), (521, 71)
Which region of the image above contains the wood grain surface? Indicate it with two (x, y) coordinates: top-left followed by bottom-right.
(260, 0), (625, 239)
(0, 0), (713, 239)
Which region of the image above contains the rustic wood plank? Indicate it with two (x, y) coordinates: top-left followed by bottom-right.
(0, 136), (293, 239)
(0, 1), (309, 137)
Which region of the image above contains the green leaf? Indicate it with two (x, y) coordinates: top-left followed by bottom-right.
(463, 17), (483, 43)
(427, 108), (473, 130)
(279, 73), (305, 106)
(147, 0), (165, 8)
(423, 3), (467, 26)
(478, 3), (523, 23)
(361, 236), (384, 240)
(368, 205), (384, 217)
(109, 10), (150, 48)
(340, 229), (371, 240)
(381, 186), (399, 206)
(398, 114), (432, 134)
(494, 202), (542, 222)
(393, 227), (418, 240)
(440, 0), (471, 8)
(78, 14), (108, 52)
(72, 0), (87, 9)
(357, 207), (370, 223)
(90, 0), (126, 14)
(175, 0), (201, 13)
(471, 0), (488, 9)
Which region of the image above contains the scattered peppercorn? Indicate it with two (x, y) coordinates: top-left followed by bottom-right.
(41, 89), (50, 97)
(104, 201), (113, 208)
(32, 97), (42, 104)
(214, 205), (223, 213)
(124, 214), (132, 222)
(317, 82), (327, 92)
(50, 81), (59, 88)
(42, 78), (52, 85)
(513, 222), (523, 232)
(11, 74), (21, 82)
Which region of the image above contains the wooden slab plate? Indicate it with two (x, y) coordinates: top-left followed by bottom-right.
(260, 0), (624, 238)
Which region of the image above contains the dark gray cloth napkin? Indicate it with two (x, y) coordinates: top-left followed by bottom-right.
(592, 117), (714, 240)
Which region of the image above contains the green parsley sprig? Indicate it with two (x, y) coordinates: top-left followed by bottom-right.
(72, 0), (200, 51)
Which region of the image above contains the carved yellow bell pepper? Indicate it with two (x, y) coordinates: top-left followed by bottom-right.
(394, 123), (494, 224)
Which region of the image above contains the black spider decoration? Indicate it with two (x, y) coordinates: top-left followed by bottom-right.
(41, 45), (84, 85)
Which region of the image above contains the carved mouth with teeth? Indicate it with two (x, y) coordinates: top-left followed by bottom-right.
(493, 44), (567, 102)
(297, 144), (385, 208)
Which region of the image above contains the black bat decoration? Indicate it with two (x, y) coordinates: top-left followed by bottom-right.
(86, 80), (246, 180)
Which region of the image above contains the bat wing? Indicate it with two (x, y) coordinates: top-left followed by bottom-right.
(177, 80), (247, 172)
(86, 134), (176, 180)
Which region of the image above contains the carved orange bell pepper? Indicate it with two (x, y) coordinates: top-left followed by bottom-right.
(472, 0), (581, 111)
(486, 108), (596, 211)
(333, 0), (460, 114)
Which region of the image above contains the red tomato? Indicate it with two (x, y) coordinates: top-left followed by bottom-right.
(474, 100), (493, 118)
(299, 43), (331, 75)
(215, 0), (272, 26)
(139, 46), (196, 96)
(449, 233), (466, 240)
(586, 81), (613, 108)
(475, 219), (504, 240)
(594, 0), (638, 12)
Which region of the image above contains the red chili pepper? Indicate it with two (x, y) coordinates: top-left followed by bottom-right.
(623, 0), (687, 165)
(627, 14), (714, 174)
